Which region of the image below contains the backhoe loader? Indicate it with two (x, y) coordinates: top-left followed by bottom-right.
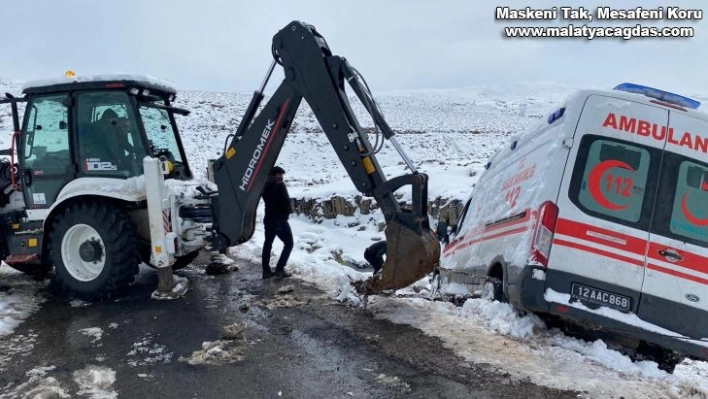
(0, 21), (440, 299)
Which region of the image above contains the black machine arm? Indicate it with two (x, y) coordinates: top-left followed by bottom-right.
(0, 93), (27, 157)
(210, 21), (439, 293)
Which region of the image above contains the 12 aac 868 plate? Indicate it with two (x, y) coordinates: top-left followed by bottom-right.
(571, 283), (631, 311)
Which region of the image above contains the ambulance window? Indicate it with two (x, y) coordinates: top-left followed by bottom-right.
(652, 155), (708, 247)
(570, 135), (657, 228)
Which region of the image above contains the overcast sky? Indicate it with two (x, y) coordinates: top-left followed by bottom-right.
(1, 0), (706, 95)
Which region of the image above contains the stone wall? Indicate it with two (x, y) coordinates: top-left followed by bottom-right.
(291, 195), (465, 228)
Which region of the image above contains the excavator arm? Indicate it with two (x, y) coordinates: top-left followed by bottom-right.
(209, 21), (440, 294)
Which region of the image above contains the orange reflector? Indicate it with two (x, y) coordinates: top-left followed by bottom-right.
(12, 224), (19, 230)
(28, 238), (37, 247)
(226, 147), (236, 159)
(155, 246), (162, 254)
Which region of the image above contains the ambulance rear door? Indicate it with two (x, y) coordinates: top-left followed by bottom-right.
(640, 110), (708, 338)
(546, 94), (668, 314)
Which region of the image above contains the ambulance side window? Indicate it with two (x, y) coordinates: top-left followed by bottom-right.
(569, 135), (659, 230)
(652, 154), (708, 247)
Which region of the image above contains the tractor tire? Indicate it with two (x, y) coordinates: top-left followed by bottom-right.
(6, 263), (52, 278)
(480, 277), (505, 302)
(49, 202), (140, 301)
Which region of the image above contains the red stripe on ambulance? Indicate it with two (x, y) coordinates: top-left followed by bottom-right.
(555, 218), (647, 255)
(443, 212), (531, 255)
(648, 263), (708, 286)
(552, 238), (645, 268)
(647, 242), (708, 276)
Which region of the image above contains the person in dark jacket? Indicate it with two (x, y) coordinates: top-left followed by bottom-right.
(261, 166), (294, 279)
(364, 240), (387, 274)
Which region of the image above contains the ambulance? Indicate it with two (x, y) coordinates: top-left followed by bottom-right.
(439, 83), (708, 371)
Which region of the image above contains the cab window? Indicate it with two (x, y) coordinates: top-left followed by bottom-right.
(76, 92), (146, 177)
(139, 103), (184, 164)
(23, 94), (70, 171)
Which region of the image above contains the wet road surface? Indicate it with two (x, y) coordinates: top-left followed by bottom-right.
(0, 259), (582, 398)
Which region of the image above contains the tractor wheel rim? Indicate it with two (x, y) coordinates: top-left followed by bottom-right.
(62, 224), (106, 282)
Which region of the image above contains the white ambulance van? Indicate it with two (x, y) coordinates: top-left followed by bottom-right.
(439, 83), (708, 371)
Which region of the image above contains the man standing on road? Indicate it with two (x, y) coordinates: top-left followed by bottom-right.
(261, 166), (294, 279)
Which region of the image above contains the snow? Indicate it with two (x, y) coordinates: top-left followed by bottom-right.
(126, 334), (173, 367)
(3, 77), (708, 397)
(79, 327), (104, 345)
(0, 267), (48, 337)
(0, 366), (70, 398)
(0, 363), (118, 399)
(150, 274), (190, 300)
(179, 326), (248, 366)
(21, 73), (177, 94)
(73, 365), (118, 399)
(178, 338), (247, 365)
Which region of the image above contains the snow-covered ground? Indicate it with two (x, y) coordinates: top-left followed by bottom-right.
(2, 76), (708, 398)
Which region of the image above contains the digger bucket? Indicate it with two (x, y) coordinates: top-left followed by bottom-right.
(354, 174), (441, 295)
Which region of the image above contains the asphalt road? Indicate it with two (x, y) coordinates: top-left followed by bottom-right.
(0, 259), (581, 399)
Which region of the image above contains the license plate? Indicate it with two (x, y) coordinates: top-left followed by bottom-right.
(571, 283), (631, 311)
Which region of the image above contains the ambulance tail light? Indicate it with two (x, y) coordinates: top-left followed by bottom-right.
(531, 201), (559, 268)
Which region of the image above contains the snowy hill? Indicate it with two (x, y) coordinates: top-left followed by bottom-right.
(166, 81), (583, 205)
(0, 78), (21, 94)
(0, 78), (23, 132)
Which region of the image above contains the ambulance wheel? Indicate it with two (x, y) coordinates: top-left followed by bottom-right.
(636, 342), (683, 374)
(657, 354), (682, 374)
(6, 263), (52, 278)
(480, 277), (504, 302)
(50, 202), (140, 301)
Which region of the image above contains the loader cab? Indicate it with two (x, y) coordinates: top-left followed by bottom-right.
(19, 75), (192, 208)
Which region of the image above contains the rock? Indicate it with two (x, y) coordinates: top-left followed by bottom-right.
(277, 285), (295, 294)
(223, 323), (244, 340)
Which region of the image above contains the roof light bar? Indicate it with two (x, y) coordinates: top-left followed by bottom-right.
(614, 82), (701, 110)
